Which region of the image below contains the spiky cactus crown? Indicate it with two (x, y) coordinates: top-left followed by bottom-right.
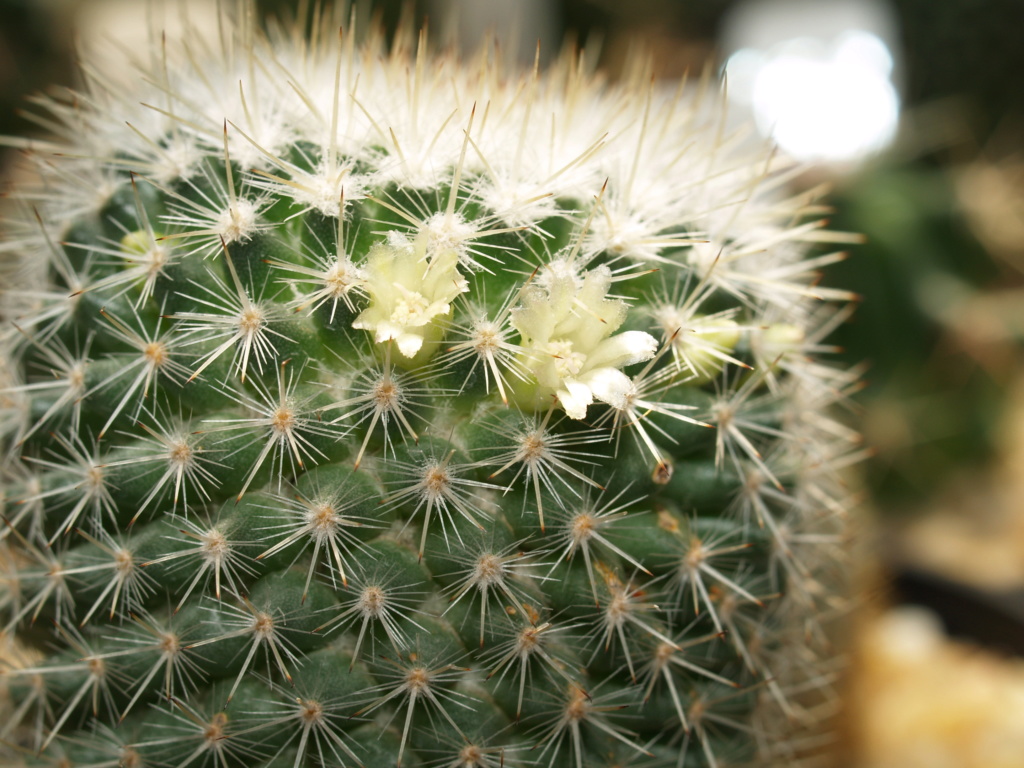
(0, 4), (860, 767)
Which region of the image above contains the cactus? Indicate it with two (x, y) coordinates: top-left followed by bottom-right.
(0, 4), (860, 767)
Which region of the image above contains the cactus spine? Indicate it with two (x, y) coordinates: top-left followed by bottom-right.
(0, 4), (859, 767)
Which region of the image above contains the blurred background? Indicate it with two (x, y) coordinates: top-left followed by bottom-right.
(3, 0), (1024, 765)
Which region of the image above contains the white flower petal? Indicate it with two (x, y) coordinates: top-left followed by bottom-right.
(586, 331), (658, 370)
(582, 368), (633, 409)
(396, 332), (424, 358)
(557, 379), (594, 420)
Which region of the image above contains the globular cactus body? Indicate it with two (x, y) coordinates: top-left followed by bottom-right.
(0, 4), (859, 767)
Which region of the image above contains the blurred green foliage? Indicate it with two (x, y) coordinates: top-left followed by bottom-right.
(828, 163), (1007, 507)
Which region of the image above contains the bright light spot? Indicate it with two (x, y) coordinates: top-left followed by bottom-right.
(722, 0), (901, 164)
(835, 29), (893, 75)
(724, 48), (766, 107)
(749, 36), (899, 161)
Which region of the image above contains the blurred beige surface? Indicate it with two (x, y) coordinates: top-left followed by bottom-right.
(851, 606), (1024, 768)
